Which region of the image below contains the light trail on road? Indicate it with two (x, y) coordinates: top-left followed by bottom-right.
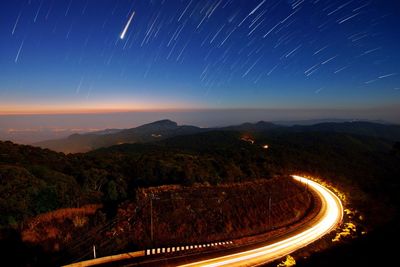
(179, 175), (343, 267)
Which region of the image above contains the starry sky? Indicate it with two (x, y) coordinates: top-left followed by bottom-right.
(0, 0), (399, 115)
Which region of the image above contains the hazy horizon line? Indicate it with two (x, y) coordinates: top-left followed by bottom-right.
(1, 105), (399, 116)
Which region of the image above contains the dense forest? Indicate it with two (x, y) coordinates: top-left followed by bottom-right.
(0, 122), (400, 266)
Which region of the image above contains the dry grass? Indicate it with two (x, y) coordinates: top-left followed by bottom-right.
(21, 204), (101, 248)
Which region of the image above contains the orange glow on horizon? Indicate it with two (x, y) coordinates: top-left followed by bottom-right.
(0, 102), (204, 115)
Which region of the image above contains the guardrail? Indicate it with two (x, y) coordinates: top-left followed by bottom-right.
(63, 241), (234, 267)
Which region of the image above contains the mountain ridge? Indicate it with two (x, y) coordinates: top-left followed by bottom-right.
(33, 120), (400, 154)
(34, 119), (205, 153)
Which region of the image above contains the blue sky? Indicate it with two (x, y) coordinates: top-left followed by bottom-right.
(0, 0), (399, 115)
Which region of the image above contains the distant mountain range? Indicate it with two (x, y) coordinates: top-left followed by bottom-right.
(34, 120), (204, 153)
(34, 119), (400, 153)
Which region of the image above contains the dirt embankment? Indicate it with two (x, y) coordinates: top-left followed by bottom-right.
(116, 177), (315, 248)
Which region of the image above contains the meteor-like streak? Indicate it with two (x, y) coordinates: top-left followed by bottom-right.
(179, 175), (343, 267)
(120, 11), (135, 40)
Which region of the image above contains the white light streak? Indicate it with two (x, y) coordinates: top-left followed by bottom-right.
(313, 45), (328, 55)
(338, 12), (360, 24)
(285, 45), (302, 58)
(379, 73), (397, 79)
(178, 0), (193, 22)
(12, 12), (22, 35)
(250, 0), (266, 16)
(15, 40), (25, 63)
(120, 11), (135, 40)
(321, 55), (338, 65)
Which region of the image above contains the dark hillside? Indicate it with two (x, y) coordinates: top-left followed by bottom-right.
(32, 120), (400, 154)
(1, 128), (400, 266)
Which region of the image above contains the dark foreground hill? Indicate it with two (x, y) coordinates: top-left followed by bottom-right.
(0, 127), (400, 266)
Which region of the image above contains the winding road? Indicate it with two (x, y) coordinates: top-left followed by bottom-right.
(64, 175), (343, 267)
(178, 175), (343, 267)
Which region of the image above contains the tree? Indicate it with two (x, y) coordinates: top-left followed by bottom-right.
(34, 186), (59, 214)
(105, 180), (119, 202)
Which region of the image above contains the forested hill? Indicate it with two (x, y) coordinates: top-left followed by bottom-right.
(34, 119), (205, 153)
(1, 129), (400, 229)
(1, 129), (400, 266)
(287, 121), (400, 141)
(32, 120), (400, 153)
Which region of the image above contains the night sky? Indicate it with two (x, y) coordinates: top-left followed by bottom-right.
(1, 0), (399, 114)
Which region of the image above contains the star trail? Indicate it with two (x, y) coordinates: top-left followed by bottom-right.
(120, 10), (135, 40)
(0, 0), (399, 114)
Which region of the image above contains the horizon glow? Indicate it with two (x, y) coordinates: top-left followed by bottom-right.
(0, 0), (399, 120)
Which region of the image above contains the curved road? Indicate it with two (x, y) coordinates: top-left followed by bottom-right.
(65, 175), (343, 267)
(178, 175), (343, 267)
